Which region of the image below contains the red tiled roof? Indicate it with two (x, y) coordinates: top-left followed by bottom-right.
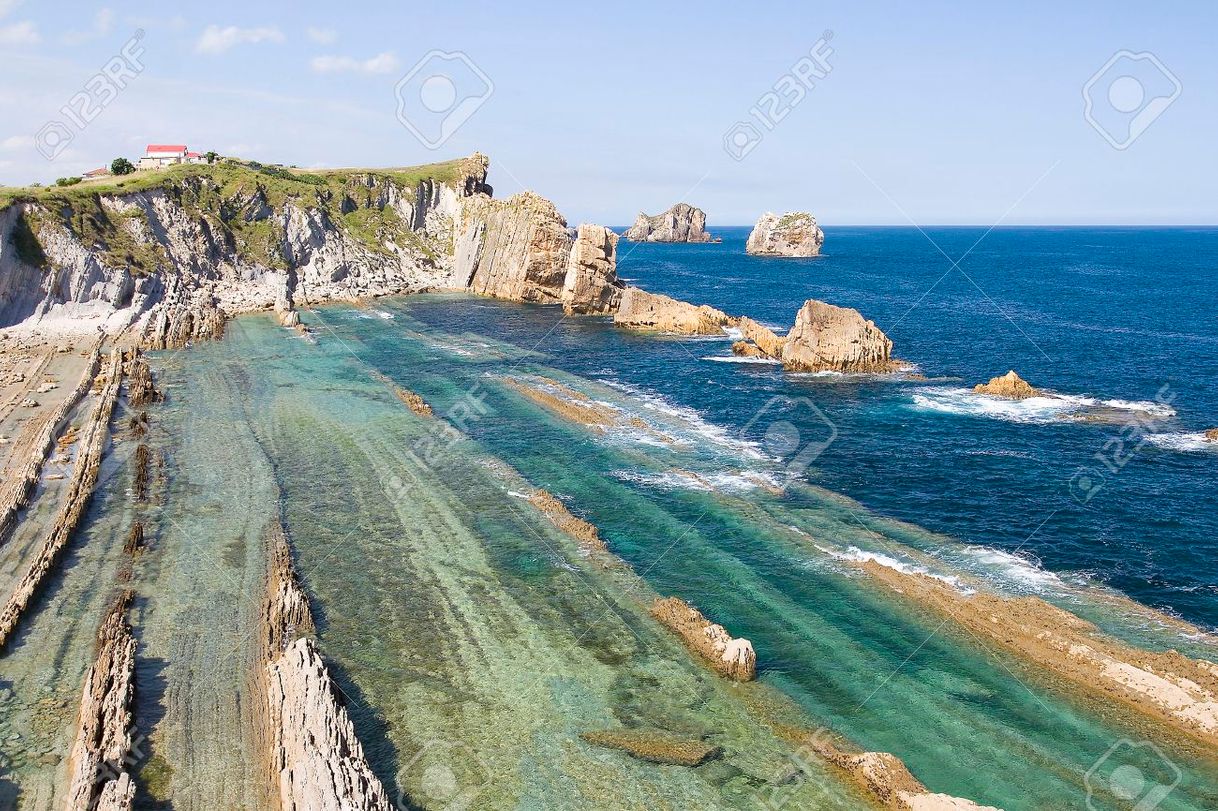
(145, 144), (187, 153)
(186, 151), (202, 158)
(83, 167), (109, 177)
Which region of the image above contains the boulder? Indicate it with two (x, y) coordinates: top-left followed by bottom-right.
(746, 211), (824, 257)
(613, 287), (735, 335)
(622, 203), (712, 243)
(781, 299), (895, 373)
(562, 225), (624, 314)
(1204, 428), (1218, 442)
(974, 371), (1039, 400)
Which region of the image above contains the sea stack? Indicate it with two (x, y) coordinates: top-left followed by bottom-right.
(779, 299), (895, 373)
(974, 371), (1039, 400)
(622, 203), (712, 243)
(746, 211), (825, 257)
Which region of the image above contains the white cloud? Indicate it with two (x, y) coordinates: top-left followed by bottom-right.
(306, 26), (336, 44)
(62, 8), (114, 45)
(310, 52), (399, 75)
(0, 20), (39, 45)
(194, 24), (284, 55)
(0, 0), (22, 20)
(0, 135), (34, 150)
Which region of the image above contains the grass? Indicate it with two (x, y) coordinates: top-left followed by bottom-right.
(0, 154), (475, 270)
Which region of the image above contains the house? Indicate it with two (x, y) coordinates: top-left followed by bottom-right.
(186, 151), (205, 164)
(137, 144), (189, 170)
(82, 167), (110, 179)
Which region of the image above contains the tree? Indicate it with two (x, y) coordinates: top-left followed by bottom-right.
(111, 157), (135, 175)
(204, 151), (218, 164)
(55, 176), (82, 186)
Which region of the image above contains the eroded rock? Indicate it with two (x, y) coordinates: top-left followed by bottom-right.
(650, 596), (756, 681)
(781, 299), (896, 373)
(622, 203), (712, 243)
(746, 211), (825, 257)
(613, 287), (736, 335)
(562, 225), (623, 314)
(973, 371), (1039, 400)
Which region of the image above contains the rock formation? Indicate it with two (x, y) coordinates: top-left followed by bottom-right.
(456, 191), (574, 303)
(1206, 428), (1218, 442)
(613, 287), (736, 335)
(622, 203), (712, 243)
(973, 370), (1039, 399)
(746, 211), (825, 257)
(580, 730), (721, 766)
(64, 591), (138, 811)
(649, 596), (756, 681)
(814, 745), (999, 811)
(0, 348), (100, 547)
(528, 489), (608, 554)
(781, 299), (896, 373)
(731, 302), (899, 373)
(125, 350), (160, 406)
(0, 349), (122, 649)
(561, 225), (623, 314)
(257, 523), (392, 811)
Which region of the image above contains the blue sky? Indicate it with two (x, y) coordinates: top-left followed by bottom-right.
(1, 0), (1215, 224)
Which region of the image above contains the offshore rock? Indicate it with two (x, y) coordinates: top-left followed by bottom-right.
(973, 370), (1039, 399)
(613, 287), (735, 335)
(650, 596), (756, 681)
(1206, 428), (1218, 442)
(64, 592), (137, 811)
(562, 225), (624, 314)
(622, 203), (712, 243)
(735, 316), (786, 359)
(746, 211), (825, 257)
(781, 299), (896, 373)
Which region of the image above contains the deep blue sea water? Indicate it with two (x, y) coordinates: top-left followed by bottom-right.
(428, 225), (1218, 628)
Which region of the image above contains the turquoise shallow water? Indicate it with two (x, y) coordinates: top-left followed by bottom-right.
(289, 296), (1218, 810)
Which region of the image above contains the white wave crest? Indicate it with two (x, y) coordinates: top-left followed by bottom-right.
(910, 387), (1175, 425)
(1144, 432), (1218, 453)
(702, 355), (782, 365)
(817, 545), (975, 594)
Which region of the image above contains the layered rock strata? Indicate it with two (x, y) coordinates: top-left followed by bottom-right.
(561, 225), (623, 314)
(746, 211), (825, 257)
(730, 299), (897, 373)
(0, 348), (100, 547)
(580, 730), (721, 766)
(0, 349), (122, 648)
(527, 489), (608, 554)
(64, 591), (138, 811)
(613, 287), (736, 335)
(257, 523), (391, 811)
(125, 350), (160, 406)
(973, 371), (1039, 399)
(622, 203), (712, 243)
(649, 597), (756, 681)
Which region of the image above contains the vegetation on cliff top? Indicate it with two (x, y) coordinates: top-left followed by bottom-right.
(0, 156), (475, 273)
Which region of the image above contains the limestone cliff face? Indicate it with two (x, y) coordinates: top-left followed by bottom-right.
(562, 225), (623, 314)
(746, 211), (825, 257)
(781, 299), (895, 373)
(0, 155), (489, 345)
(455, 191), (575, 303)
(613, 287), (735, 335)
(622, 203), (712, 243)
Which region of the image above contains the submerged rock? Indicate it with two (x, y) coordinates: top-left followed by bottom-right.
(622, 203), (712, 243)
(613, 287), (735, 335)
(973, 370), (1039, 400)
(650, 597), (756, 681)
(580, 729), (722, 766)
(746, 211), (825, 257)
(781, 299), (896, 373)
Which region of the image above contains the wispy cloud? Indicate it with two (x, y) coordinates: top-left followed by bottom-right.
(306, 26), (336, 44)
(310, 52), (399, 75)
(194, 24), (284, 55)
(0, 0), (22, 20)
(62, 7), (114, 45)
(0, 134), (34, 150)
(0, 20), (38, 45)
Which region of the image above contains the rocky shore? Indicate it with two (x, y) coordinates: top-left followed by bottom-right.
(0, 349), (122, 649)
(622, 203), (712, 243)
(746, 211), (825, 257)
(63, 591), (137, 811)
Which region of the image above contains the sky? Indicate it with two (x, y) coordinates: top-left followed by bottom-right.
(0, 0), (1215, 225)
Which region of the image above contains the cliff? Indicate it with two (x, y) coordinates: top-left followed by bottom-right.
(746, 211), (825, 257)
(622, 203), (712, 243)
(0, 155), (491, 344)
